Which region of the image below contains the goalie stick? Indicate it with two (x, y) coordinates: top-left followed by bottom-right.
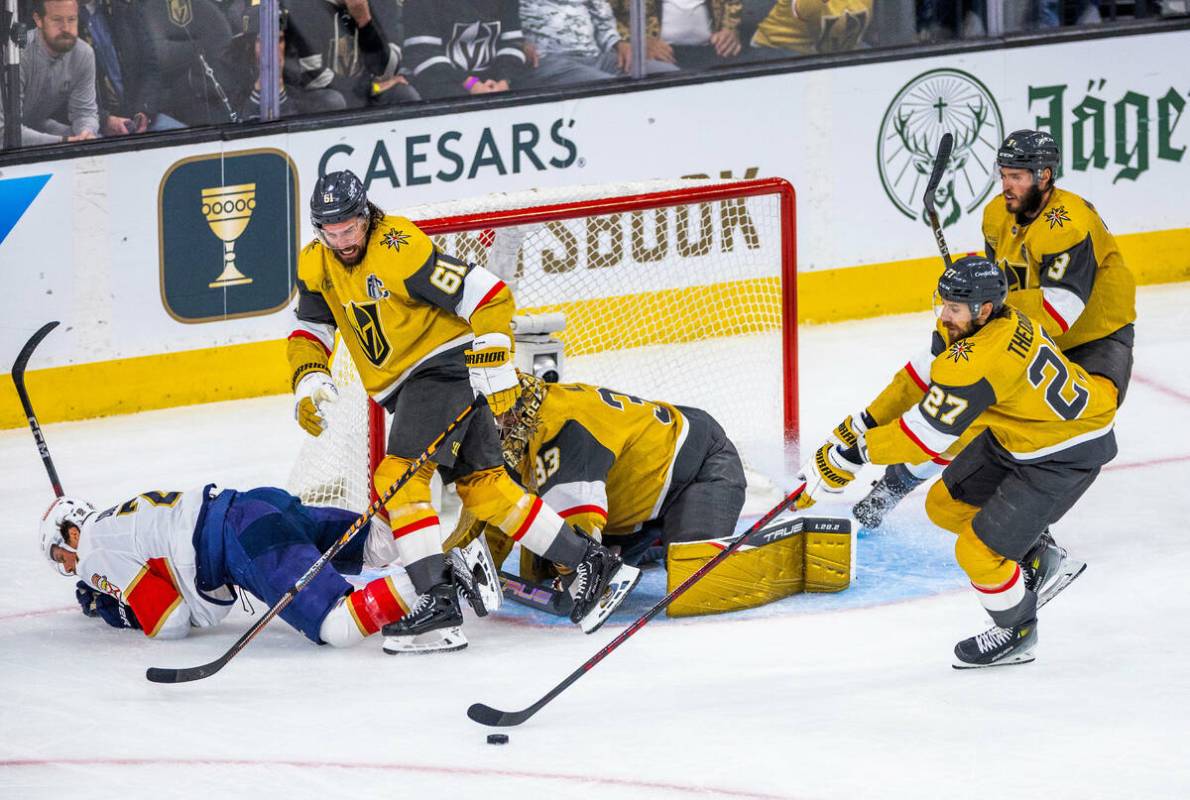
(11, 321), (64, 497)
(922, 132), (955, 269)
(146, 400), (480, 684)
(466, 481), (807, 728)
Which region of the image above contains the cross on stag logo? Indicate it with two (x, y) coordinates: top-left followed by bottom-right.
(877, 69), (1005, 229)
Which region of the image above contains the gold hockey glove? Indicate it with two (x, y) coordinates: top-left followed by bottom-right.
(294, 370), (338, 437)
(465, 332), (518, 415)
(796, 442), (866, 510)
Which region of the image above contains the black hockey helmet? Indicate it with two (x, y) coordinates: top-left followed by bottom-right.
(937, 256), (1008, 317)
(996, 129), (1060, 183)
(310, 170), (368, 228)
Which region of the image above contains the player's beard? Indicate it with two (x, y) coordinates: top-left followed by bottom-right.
(333, 237), (369, 268)
(46, 32), (77, 54)
(942, 317), (975, 343)
(1012, 183), (1047, 225)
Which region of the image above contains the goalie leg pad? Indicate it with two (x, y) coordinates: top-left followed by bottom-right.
(442, 509), (516, 571)
(664, 516), (854, 617)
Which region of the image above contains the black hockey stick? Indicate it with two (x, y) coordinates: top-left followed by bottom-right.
(146, 399), (480, 684)
(467, 481), (807, 728)
(11, 321), (64, 497)
(922, 132), (955, 268)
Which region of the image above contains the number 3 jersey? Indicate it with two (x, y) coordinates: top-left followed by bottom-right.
(982, 187), (1136, 351)
(288, 215), (514, 403)
(865, 306), (1117, 467)
(73, 487), (234, 638)
(515, 383), (689, 538)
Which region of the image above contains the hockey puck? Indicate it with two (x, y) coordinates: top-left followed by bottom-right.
(486, 734), (509, 745)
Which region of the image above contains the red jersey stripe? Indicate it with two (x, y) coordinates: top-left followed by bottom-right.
(1042, 298), (1070, 333)
(898, 418), (941, 458)
(511, 497), (543, 542)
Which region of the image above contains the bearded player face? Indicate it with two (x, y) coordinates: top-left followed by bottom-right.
(319, 216), (370, 267)
(1000, 166), (1050, 220)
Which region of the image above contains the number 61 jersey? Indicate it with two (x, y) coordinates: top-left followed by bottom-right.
(865, 306), (1117, 467)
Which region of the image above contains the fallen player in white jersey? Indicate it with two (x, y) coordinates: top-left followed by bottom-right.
(40, 485), (499, 651)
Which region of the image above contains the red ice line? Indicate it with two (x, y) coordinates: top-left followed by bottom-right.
(1131, 373), (1190, 405)
(0, 757), (794, 799)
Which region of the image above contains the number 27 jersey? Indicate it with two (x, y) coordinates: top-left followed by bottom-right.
(866, 306), (1117, 466)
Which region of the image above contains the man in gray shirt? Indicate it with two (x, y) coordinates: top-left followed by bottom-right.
(0, 0), (99, 147)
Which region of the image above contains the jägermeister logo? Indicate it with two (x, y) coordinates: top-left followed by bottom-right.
(878, 69), (1004, 228)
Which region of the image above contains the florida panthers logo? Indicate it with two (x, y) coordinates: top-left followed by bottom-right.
(447, 21), (501, 71)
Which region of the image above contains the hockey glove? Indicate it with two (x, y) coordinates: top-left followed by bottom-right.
(828, 410), (875, 451)
(294, 371), (339, 437)
(796, 442), (867, 510)
(75, 581), (141, 630)
(465, 332), (518, 415)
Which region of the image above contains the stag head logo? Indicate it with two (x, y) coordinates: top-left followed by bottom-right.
(878, 69), (1004, 229)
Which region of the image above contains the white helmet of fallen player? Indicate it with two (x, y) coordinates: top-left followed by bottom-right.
(40, 497), (94, 576)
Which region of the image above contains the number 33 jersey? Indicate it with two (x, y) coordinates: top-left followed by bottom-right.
(291, 216), (514, 402)
(517, 383), (689, 538)
(866, 306), (1117, 467)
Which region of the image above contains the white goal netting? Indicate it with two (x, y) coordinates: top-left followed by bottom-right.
(288, 178), (798, 516)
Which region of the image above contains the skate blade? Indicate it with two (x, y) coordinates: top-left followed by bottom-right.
(1037, 561), (1087, 610)
(382, 626), (468, 655)
(579, 564), (642, 634)
(952, 648), (1036, 670)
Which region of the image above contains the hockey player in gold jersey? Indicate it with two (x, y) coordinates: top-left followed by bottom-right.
(497, 375), (746, 565)
(286, 171), (639, 651)
(446, 374), (854, 617)
(852, 129), (1136, 529)
(750, 0), (872, 55)
(800, 257), (1113, 667)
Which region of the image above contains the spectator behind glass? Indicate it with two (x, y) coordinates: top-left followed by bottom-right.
(916, 0), (986, 40)
(282, 0), (418, 108)
(609, 0), (745, 71)
(229, 8), (348, 120)
(139, 0), (239, 126)
(77, 1), (186, 135)
(0, 0), (98, 146)
(750, 0), (873, 55)
(518, 0), (679, 88)
(401, 0), (526, 100)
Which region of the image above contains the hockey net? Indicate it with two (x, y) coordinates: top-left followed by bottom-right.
(287, 178), (798, 516)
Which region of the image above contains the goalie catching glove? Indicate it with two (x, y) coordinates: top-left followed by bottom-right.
(465, 333), (518, 415)
(294, 370), (339, 437)
(796, 441), (867, 510)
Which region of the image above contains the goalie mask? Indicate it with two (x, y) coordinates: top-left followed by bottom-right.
(500, 371), (549, 478)
(40, 496), (94, 576)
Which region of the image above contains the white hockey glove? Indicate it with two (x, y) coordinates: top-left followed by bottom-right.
(465, 332), (518, 415)
(294, 371), (339, 437)
(795, 442), (867, 510)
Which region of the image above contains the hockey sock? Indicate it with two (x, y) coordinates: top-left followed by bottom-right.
(456, 468), (587, 567)
(320, 572), (416, 647)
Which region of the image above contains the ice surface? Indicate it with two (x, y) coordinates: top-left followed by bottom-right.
(2, 285), (1188, 799)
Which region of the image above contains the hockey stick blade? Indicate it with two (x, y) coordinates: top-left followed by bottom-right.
(467, 482), (807, 728)
(923, 133), (955, 268)
(922, 133), (954, 216)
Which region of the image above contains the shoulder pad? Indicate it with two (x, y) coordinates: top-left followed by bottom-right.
(929, 315), (1013, 386)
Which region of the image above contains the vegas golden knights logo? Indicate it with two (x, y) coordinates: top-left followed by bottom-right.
(346, 301), (391, 366)
(168, 0), (194, 27)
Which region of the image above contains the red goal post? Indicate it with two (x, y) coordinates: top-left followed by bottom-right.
(288, 177), (798, 514)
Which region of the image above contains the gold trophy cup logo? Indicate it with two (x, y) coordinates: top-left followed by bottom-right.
(201, 183), (256, 288)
